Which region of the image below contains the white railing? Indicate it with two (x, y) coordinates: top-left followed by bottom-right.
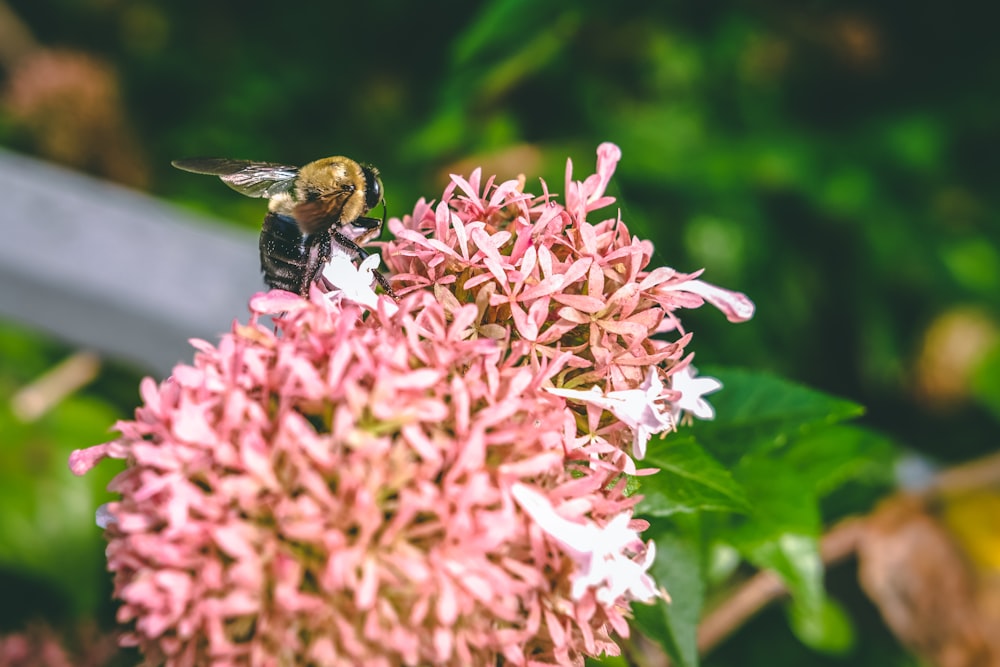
(0, 149), (263, 376)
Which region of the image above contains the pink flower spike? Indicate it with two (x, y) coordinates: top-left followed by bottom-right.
(671, 364), (723, 420)
(546, 367), (674, 459)
(511, 483), (662, 605)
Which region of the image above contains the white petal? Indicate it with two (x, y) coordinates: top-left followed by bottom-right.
(511, 483), (594, 553)
(322, 250), (397, 315)
(96, 503), (116, 528)
(511, 484), (663, 604)
(671, 365), (722, 420)
(546, 368), (675, 459)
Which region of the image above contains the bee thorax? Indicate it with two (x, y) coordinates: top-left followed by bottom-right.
(267, 192), (296, 216)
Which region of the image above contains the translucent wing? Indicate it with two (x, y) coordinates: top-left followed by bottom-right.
(171, 158), (299, 198)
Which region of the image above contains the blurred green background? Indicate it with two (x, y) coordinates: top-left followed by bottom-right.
(1, 0), (998, 665)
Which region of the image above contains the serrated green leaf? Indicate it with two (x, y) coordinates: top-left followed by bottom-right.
(638, 437), (749, 516)
(691, 367), (865, 465)
(632, 519), (704, 667)
(787, 595), (856, 655)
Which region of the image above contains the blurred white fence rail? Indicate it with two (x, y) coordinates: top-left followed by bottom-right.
(0, 149), (263, 376)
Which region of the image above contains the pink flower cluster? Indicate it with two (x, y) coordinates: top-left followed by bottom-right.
(70, 144), (752, 666)
(383, 142), (753, 458)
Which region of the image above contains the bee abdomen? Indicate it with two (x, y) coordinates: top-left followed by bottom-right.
(259, 212), (325, 295)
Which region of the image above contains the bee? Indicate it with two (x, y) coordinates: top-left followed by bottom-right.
(171, 156), (396, 298)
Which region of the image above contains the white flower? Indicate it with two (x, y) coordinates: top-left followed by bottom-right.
(546, 367), (673, 459)
(96, 503), (116, 528)
(511, 483), (663, 605)
(670, 364), (722, 420)
(322, 248), (398, 315)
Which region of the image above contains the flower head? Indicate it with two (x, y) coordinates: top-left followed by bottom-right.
(71, 144), (752, 666)
(384, 142), (751, 455)
(70, 290), (648, 665)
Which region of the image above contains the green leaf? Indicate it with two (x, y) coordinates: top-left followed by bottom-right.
(971, 341), (1000, 421)
(730, 457), (822, 540)
(632, 517), (704, 667)
(0, 394), (124, 616)
(452, 0), (554, 64)
(722, 458), (826, 623)
(639, 437), (749, 516)
(781, 424), (898, 499)
(787, 595), (856, 655)
(691, 367), (865, 465)
(744, 533), (825, 617)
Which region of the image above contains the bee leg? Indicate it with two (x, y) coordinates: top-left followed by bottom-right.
(370, 265), (398, 300)
(352, 215), (382, 230)
(301, 231), (332, 296)
(331, 229), (399, 301)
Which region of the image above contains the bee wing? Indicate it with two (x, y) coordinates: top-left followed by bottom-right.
(171, 158), (300, 198)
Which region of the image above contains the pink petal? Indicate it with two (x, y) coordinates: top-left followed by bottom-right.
(677, 279), (756, 322)
(249, 290), (307, 314)
(68, 440), (126, 475)
(552, 293), (606, 314)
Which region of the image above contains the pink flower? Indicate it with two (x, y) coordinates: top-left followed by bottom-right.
(72, 144), (752, 666)
(384, 142), (752, 394)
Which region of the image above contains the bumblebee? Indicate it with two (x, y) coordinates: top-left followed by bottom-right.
(172, 156), (395, 298)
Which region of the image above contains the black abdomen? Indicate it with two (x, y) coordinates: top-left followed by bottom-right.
(259, 212), (329, 295)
